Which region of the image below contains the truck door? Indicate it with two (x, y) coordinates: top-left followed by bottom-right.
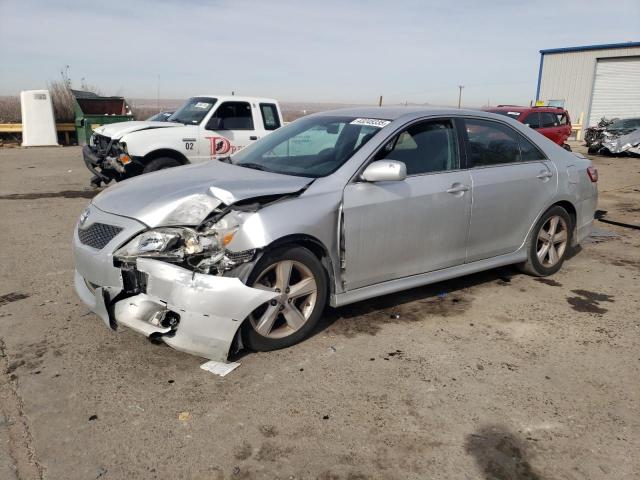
(198, 100), (258, 162)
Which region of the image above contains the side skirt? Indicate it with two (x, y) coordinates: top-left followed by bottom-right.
(330, 248), (527, 308)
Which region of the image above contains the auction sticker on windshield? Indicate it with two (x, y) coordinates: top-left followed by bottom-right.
(350, 118), (391, 128)
(195, 102), (212, 109)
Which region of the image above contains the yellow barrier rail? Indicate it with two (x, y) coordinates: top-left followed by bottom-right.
(0, 123), (76, 144)
(0, 123), (76, 133)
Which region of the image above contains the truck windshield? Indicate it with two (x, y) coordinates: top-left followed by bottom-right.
(232, 115), (388, 178)
(168, 97), (217, 125)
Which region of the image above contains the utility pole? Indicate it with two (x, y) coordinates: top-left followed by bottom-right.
(457, 85), (464, 109)
(378, 95), (383, 107)
(156, 74), (160, 112)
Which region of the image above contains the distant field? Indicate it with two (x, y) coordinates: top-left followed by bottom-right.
(1, 95), (363, 123)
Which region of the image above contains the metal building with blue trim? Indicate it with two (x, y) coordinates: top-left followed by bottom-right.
(535, 42), (640, 136)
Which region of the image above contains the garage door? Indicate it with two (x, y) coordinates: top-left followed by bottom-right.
(588, 56), (640, 126)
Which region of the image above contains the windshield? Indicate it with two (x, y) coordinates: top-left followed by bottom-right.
(168, 97), (216, 125)
(487, 110), (521, 120)
(232, 115), (388, 178)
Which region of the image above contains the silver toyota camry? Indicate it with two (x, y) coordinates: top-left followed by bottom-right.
(73, 107), (598, 361)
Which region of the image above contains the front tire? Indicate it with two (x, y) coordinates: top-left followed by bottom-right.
(519, 206), (572, 276)
(143, 157), (182, 173)
(242, 246), (328, 352)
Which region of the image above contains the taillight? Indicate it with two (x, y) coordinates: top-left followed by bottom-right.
(587, 166), (598, 182)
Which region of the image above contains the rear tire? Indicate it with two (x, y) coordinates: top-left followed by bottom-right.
(242, 246), (328, 352)
(519, 206), (572, 276)
(143, 157), (182, 173)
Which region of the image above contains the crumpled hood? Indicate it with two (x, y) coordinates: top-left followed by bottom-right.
(94, 121), (180, 139)
(92, 162), (313, 227)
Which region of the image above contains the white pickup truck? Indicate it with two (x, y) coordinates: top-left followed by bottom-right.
(82, 95), (283, 185)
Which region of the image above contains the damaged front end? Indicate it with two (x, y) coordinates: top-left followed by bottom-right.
(74, 189), (306, 362)
(83, 134), (138, 186)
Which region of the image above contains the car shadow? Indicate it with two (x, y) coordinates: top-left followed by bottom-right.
(313, 265), (518, 339)
(464, 424), (543, 479)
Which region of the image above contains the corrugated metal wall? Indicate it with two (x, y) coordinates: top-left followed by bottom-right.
(537, 46), (640, 132)
(588, 56), (640, 126)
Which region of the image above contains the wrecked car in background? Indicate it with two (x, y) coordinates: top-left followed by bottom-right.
(82, 95), (283, 186)
(601, 128), (640, 156)
(585, 117), (640, 154)
(74, 107), (598, 362)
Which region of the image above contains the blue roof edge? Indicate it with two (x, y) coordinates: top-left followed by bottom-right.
(540, 41), (640, 55)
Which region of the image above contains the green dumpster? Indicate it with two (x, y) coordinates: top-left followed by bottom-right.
(71, 89), (132, 145)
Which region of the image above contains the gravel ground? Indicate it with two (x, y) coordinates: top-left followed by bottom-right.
(0, 142), (638, 479)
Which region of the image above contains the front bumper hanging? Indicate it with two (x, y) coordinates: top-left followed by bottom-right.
(75, 258), (278, 362)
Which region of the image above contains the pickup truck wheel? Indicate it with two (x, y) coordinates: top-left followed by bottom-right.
(143, 157), (182, 173)
(243, 246), (328, 352)
(518, 206), (572, 277)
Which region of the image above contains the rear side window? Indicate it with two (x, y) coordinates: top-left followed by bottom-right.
(464, 118), (545, 166)
(207, 101), (254, 130)
(540, 112), (559, 128)
(260, 103), (281, 130)
(376, 119), (459, 175)
(523, 112), (541, 128)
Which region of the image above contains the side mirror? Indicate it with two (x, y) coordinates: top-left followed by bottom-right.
(206, 117), (223, 131)
(361, 160), (407, 182)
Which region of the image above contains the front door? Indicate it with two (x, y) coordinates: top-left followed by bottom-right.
(198, 100), (260, 162)
(342, 119), (472, 290)
(462, 117), (558, 262)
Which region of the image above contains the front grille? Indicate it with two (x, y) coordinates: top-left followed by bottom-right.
(78, 223), (123, 250)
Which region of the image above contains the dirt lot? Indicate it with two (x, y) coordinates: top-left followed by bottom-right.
(0, 142), (638, 479)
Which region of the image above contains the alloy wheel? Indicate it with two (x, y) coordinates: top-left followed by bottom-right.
(249, 260), (318, 339)
(536, 215), (568, 267)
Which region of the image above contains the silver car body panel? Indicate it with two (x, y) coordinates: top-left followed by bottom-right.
(73, 107), (597, 361)
(342, 170), (472, 289)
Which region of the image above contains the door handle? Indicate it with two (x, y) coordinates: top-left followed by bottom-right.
(446, 184), (470, 194)
(536, 171), (553, 179)
(249, 136), (258, 141)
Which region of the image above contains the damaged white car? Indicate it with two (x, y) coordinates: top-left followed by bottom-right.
(74, 107), (598, 361)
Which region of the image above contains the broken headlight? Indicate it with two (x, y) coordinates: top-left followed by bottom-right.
(113, 212), (244, 270)
(114, 227), (202, 262)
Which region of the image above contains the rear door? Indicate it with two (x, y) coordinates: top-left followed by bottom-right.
(198, 101), (259, 161)
(463, 118), (557, 262)
(342, 118), (472, 290)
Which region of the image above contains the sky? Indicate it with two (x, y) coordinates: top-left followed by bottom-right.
(0, 0), (638, 107)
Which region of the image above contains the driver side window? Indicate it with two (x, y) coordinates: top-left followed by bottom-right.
(375, 120), (459, 175)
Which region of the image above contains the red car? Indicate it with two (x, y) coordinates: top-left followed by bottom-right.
(483, 106), (572, 150)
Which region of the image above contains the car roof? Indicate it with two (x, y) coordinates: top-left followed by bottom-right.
(485, 105), (566, 113)
(192, 95), (279, 103)
(313, 106), (500, 121)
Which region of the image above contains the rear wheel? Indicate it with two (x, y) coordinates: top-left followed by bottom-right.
(519, 206), (572, 276)
(143, 157), (182, 173)
(242, 247), (327, 351)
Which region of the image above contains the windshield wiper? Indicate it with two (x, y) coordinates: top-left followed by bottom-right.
(237, 162), (271, 172)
